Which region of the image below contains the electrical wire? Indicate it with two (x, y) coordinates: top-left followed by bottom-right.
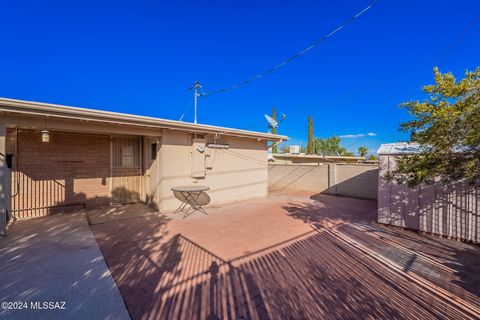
(344, 136), (367, 149)
(437, 14), (480, 65)
(234, 12), (480, 134)
(178, 100), (193, 121)
(202, 0), (380, 96)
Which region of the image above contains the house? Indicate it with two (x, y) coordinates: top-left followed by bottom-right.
(0, 98), (287, 235)
(268, 153), (365, 165)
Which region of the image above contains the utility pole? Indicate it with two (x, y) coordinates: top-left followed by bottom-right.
(193, 81), (202, 124)
(307, 115), (315, 154)
(271, 107), (278, 153)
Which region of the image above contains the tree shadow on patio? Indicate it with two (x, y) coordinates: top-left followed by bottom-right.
(159, 230), (476, 319)
(91, 211), (270, 320)
(90, 212), (176, 320)
(282, 193), (377, 227)
(281, 194), (480, 316)
(447, 245), (480, 302)
(137, 232), (422, 320)
(97, 222), (474, 319)
(91, 193), (479, 319)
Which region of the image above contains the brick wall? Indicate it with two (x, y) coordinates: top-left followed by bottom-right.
(7, 129), (110, 219)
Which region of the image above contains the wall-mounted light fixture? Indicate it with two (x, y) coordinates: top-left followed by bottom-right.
(41, 117), (50, 143)
(207, 143), (230, 149)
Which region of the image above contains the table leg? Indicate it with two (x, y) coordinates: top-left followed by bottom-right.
(174, 200), (188, 214)
(182, 191), (208, 218)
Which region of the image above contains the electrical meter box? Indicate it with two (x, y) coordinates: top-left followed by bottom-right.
(191, 138), (206, 178)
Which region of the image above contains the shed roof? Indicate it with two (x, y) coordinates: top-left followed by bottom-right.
(0, 97), (288, 141)
(377, 142), (421, 155)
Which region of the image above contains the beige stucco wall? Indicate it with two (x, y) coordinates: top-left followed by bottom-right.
(268, 164), (378, 200)
(335, 164), (378, 200)
(142, 136), (161, 210)
(268, 164), (330, 192)
(149, 130), (268, 212)
(0, 122), (6, 235)
(1, 113), (271, 220)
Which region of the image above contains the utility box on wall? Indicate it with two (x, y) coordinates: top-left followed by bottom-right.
(191, 138), (206, 178)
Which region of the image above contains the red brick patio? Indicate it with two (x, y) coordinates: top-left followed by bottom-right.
(90, 192), (480, 320)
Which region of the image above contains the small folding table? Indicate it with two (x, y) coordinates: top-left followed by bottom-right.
(171, 185), (210, 218)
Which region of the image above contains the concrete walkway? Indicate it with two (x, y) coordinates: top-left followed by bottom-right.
(0, 212), (130, 320)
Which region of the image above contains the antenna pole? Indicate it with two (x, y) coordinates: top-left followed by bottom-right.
(193, 81), (201, 124)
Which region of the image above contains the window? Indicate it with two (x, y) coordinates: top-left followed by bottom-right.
(122, 145), (135, 167)
(151, 143), (157, 160)
(112, 136), (141, 168)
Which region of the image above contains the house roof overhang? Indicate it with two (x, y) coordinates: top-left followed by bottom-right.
(0, 97), (288, 142)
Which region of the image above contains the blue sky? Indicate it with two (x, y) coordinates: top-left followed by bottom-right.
(1, 0), (479, 154)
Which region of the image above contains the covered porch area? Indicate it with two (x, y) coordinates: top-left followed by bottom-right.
(0, 115), (161, 223)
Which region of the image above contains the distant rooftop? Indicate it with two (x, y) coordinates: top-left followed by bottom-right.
(377, 142), (420, 155)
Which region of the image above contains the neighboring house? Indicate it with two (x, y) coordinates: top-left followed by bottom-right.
(0, 98), (287, 235)
(377, 142), (479, 243)
(268, 153), (365, 165)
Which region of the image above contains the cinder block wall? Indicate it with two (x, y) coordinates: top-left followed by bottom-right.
(268, 165), (329, 192)
(6, 129), (110, 219)
(334, 165), (379, 199)
(268, 164), (378, 200)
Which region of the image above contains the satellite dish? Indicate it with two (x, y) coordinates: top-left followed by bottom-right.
(264, 113), (287, 133)
(264, 114), (279, 129)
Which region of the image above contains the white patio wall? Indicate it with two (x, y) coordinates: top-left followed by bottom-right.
(378, 154), (479, 243)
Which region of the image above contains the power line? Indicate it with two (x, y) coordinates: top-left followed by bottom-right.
(178, 100), (192, 121)
(202, 0), (380, 96)
(437, 14), (480, 65)
(344, 136), (367, 149)
(236, 12), (480, 133)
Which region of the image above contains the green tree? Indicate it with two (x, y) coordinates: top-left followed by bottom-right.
(367, 154), (378, 161)
(385, 67), (480, 187)
(307, 116), (315, 154)
(358, 146), (368, 157)
(271, 107), (278, 153)
(314, 136), (352, 156)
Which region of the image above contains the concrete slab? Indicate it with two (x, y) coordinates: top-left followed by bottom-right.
(0, 211), (130, 320)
